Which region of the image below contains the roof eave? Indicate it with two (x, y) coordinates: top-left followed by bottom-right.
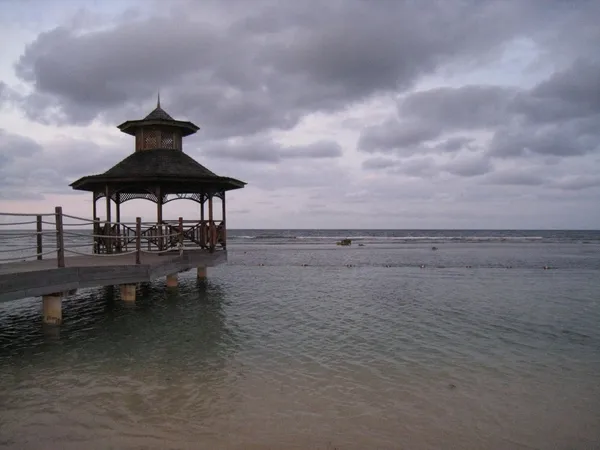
(116, 119), (200, 136)
(70, 175), (247, 192)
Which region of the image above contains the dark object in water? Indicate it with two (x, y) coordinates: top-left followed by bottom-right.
(448, 383), (457, 390)
(432, 246), (438, 251)
(336, 239), (352, 246)
(358, 243), (365, 247)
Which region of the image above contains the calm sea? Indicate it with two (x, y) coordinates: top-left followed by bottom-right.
(0, 229), (599, 449)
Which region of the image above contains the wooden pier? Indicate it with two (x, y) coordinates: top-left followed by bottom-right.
(0, 99), (246, 324)
(0, 208), (228, 303)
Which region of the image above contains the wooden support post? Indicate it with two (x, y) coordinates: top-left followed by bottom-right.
(36, 215), (43, 260)
(120, 284), (136, 302)
(135, 217), (141, 265)
(166, 273), (178, 288)
(42, 293), (62, 325)
(197, 266), (207, 280)
(178, 216), (184, 252)
(55, 206), (65, 268)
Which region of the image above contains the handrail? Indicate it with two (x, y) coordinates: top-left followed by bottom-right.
(0, 220), (40, 226)
(0, 211), (55, 217)
(0, 206), (227, 267)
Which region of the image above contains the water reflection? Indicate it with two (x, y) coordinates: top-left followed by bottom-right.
(0, 273), (244, 448)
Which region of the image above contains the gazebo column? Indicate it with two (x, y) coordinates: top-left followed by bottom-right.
(200, 194), (206, 248)
(221, 191), (227, 249)
(115, 193), (121, 223)
(157, 187), (163, 251)
(92, 192), (98, 253)
(105, 185), (112, 254)
(92, 192), (97, 221)
(115, 193), (121, 252)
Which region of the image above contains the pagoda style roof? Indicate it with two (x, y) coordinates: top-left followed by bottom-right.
(71, 98), (246, 195)
(143, 105), (174, 121)
(70, 149), (246, 194)
(117, 97), (199, 137)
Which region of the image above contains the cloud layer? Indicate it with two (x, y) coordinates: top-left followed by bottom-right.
(0, 0), (599, 228)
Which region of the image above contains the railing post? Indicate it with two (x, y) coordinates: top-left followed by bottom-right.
(178, 217), (184, 248)
(55, 206), (65, 268)
(93, 217), (100, 254)
(221, 220), (226, 249)
(106, 221), (112, 254)
(36, 215), (43, 260)
(200, 221), (206, 248)
(135, 217), (141, 265)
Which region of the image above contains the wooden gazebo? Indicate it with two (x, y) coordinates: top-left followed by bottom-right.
(70, 98), (246, 254)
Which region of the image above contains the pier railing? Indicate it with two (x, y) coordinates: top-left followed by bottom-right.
(0, 207), (226, 268)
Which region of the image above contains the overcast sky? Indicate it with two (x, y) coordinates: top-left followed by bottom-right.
(0, 0), (599, 229)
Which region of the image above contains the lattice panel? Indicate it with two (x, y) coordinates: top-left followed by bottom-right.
(161, 134), (174, 149)
(117, 192), (160, 203)
(164, 193), (203, 204)
(144, 131), (158, 149)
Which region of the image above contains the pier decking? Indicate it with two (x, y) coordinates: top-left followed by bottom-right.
(0, 249), (226, 303)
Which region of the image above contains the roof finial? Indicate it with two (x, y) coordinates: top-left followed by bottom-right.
(157, 91), (161, 109)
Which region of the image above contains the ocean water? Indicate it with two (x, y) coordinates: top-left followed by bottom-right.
(0, 229), (599, 449)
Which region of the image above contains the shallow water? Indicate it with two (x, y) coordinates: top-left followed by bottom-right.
(1, 238), (600, 449)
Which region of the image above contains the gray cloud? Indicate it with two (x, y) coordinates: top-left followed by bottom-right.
(399, 85), (515, 130)
(443, 154), (492, 177)
(389, 157), (438, 179)
(483, 170), (546, 187)
(551, 175), (600, 191)
(358, 120), (439, 153)
(0, 129), (127, 199)
(362, 157), (398, 171)
(201, 139), (342, 162)
(9, 0), (586, 138)
(358, 59), (600, 164)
